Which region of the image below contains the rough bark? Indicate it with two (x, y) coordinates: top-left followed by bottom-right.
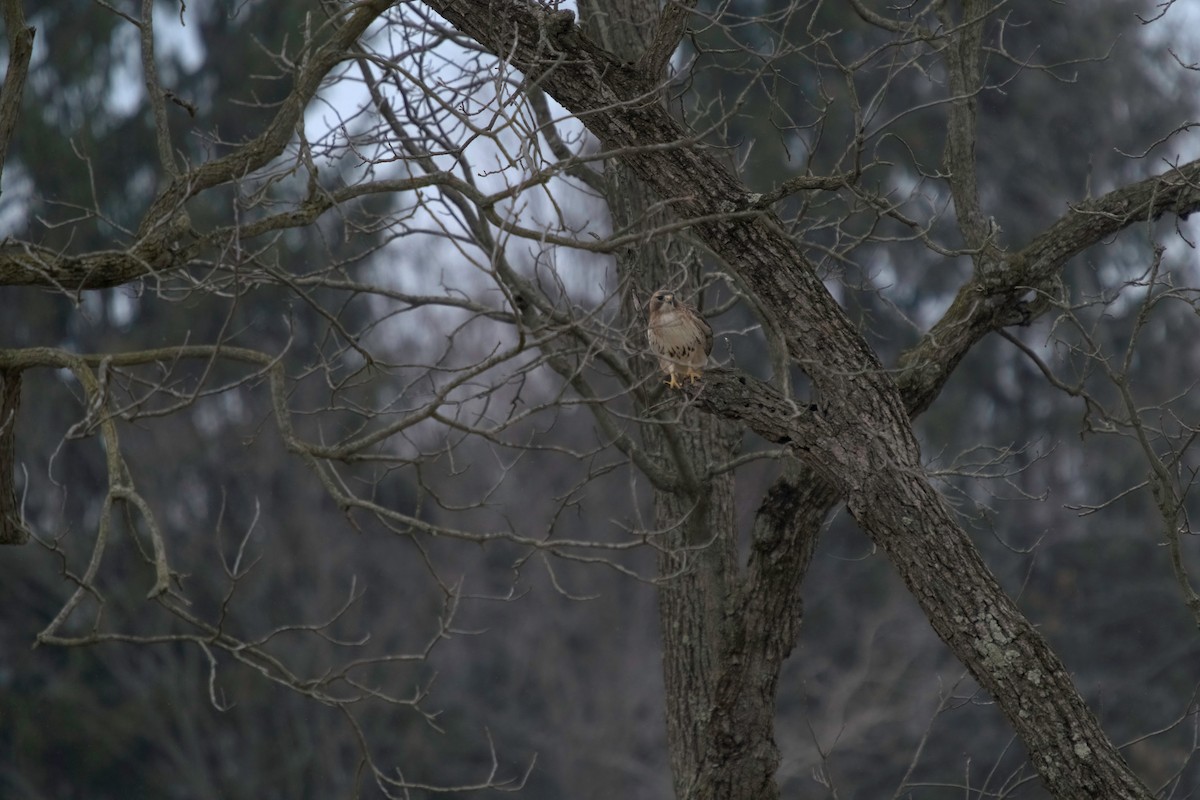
(651, 421), (741, 799)
(691, 464), (833, 798)
(577, 4), (749, 795)
(424, 2), (1171, 796)
(0, 368), (27, 544)
(607, 107), (748, 800)
(0, 0), (34, 190)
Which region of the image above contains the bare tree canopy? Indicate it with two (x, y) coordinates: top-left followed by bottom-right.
(3, 1), (1200, 798)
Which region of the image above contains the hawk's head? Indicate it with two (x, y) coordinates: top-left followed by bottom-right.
(648, 290), (677, 313)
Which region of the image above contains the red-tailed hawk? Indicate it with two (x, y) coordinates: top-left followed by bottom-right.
(647, 289), (713, 389)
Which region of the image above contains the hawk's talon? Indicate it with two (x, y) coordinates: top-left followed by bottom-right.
(665, 373), (684, 390)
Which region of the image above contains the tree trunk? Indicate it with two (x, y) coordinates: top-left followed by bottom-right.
(577, 4), (752, 796)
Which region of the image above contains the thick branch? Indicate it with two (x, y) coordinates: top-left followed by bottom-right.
(0, 367), (27, 544)
(635, 0), (696, 77)
(1015, 159), (1200, 285)
(0, 0), (34, 188)
(896, 156), (1200, 417)
(0, 236), (192, 290)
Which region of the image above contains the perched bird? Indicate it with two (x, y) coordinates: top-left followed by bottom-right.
(647, 288), (713, 389)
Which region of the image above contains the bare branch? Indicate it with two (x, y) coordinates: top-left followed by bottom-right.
(140, 0), (178, 178)
(0, 0), (33, 188)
